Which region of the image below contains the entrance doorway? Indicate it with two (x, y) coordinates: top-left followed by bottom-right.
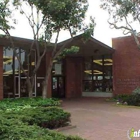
(52, 76), (65, 98)
(14, 76), (36, 98)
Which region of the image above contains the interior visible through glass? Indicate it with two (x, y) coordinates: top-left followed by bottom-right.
(83, 55), (113, 92)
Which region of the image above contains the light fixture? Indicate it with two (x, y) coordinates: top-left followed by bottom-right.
(84, 70), (103, 75)
(93, 59), (112, 66)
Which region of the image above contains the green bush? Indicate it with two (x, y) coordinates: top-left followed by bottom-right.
(132, 87), (140, 95)
(114, 88), (140, 106)
(3, 107), (71, 129)
(114, 94), (130, 103)
(0, 116), (84, 140)
(125, 87), (140, 106)
(0, 98), (85, 139)
(0, 97), (60, 111)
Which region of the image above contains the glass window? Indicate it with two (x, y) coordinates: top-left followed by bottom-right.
(83, 57), (92, 91)
(3, 47), (14, 98)
(3, 47), (37, 98)
(93, 56), (103, 92)
(83, 55), (113, 92)
(84, 57), (92, 80)
(104, 55), (113, 92)
(83, 80), (92, 92)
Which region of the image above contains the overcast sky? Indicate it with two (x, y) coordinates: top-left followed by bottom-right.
(8, 0), (125, 47)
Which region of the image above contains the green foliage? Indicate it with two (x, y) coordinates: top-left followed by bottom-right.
(0, 97), (60, 111)
(57, 46), (79, 59)
(2, 106), (71, 129)
(0, 0), (11, 31)
(127, 94), (140, 106)
(100, 0), (140, 35)
(0, 97), (85, 140)
(101, 0), (139, 19)
(126, 87), (140, 106)
(0, 117), (84, 140)
(132, 87), (140, 95)
(12, 0), (95, 38)
(114, 89), (140, 106)
(114, 94), (130, 103)
(35, 0), (88, 31)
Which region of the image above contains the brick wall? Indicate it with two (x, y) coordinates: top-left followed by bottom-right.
(65, 57), (83, 98)
(0, 47), (3, 99)
(112, 36), (140, 95)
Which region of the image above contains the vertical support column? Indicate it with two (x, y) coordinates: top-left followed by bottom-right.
(18, 48), (21, 98)
(0, 47), (3, 100)
(102, 55), (105, 92)
(34, 50), (37, 97)
(91, 56), (94, 91)
(65, 57), (83, 98)
(46, 52), (52, 98)
(13, 49), (15, 98)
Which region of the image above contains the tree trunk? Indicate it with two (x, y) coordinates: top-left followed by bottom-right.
(26, 78), (33, 98)
(42, 80), (47, 99)
(42, 60), (53, 99)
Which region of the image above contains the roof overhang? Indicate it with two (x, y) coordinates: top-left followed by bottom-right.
(58, 34), (115, 57)
(0, 34), (115, 56)
(0, 35), (53, 51)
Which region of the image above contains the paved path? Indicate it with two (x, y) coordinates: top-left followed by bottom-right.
(61, 98), (140, 140)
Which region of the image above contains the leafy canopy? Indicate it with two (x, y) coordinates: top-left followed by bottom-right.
(0, 0), (12, 32)
(13, 0), (89, 36)
(101, 0), (140, 33)
(101, 0), (140, 47)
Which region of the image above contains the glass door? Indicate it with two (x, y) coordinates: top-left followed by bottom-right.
(52, 76), (65, 98)
(36, 77), (44, 96)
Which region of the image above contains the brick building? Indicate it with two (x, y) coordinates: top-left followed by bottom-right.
(0, 34), (139, 99)
(113, 36), (140, 95)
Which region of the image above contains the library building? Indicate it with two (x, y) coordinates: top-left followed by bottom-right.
(1, 34), (140, 99)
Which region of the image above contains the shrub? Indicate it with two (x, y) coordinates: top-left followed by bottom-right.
(125, 87), (140, 106)
(0, 117), (84, 140)
(115, 88), (140, 106)
(132, 87), (140, 95)
(114, 94), (130, 103)
(0, 98), (85, 140)
(2, 106), (71, 129)
(0, 97), (60, 111)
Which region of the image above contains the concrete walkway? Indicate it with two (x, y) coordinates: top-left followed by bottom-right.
(61, 98), (140, 140)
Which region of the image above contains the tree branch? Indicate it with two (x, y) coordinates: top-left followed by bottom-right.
(52, 30), (60, 57)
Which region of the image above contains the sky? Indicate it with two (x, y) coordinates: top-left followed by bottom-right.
(8, 0), (125, 47)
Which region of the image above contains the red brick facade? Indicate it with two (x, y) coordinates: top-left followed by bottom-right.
(0, 47), (3, 99)
(112, 36), (140, 95)
(65, 57), (83, 98)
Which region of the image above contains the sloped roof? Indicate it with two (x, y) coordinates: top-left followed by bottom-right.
(0, 34), (114, 56)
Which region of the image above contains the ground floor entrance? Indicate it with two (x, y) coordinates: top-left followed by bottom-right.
(52, 76), (65, 98)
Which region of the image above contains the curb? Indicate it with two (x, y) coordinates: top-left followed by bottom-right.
(54, 125), (77, 132)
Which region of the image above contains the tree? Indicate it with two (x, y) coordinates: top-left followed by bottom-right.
(1, 0), (95, 98)
(100, 0), (140, 48)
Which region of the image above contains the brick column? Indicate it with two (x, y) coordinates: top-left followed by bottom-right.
(65, 57), (83, 98)
(0, 47), (3, 100)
